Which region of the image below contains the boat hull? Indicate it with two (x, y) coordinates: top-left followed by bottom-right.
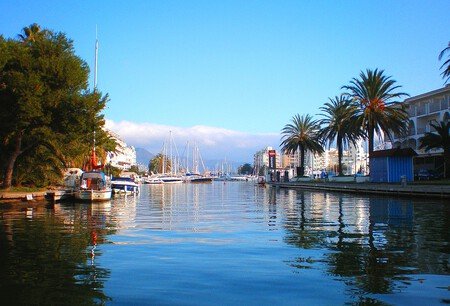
(111, 181), (139, 194)
(74, 189), (112, 202)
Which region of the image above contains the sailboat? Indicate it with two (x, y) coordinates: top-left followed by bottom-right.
(159, 131), (183, 184)
(74, 134), (112, 201)
(182, 142), (212, 183)
(74, 33), (112, 201)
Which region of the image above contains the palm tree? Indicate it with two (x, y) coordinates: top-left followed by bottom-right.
(280, 114), (324, 177)
(418, 120), (450, 179)
(439, 42), (450, 84)
(342, 69), (409, 156)
(318, 96), (363, 176)
(18, 23), (44, 43)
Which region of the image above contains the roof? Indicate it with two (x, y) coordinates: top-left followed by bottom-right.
(370, 148), (418, 158)
(404, 84), (450, 103)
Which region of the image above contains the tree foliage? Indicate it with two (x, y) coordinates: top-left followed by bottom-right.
(418, 120), (450, 178)
(0, 24), (114, 188)
(318, 95), (363, 176)
(148, 154), (171, 174)
(238, 163), (253, 175)
(342, 69), (409, 156)
(439, 41), (450, 84)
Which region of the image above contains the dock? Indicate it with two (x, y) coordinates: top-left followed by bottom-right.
(268, 181), (450, 199)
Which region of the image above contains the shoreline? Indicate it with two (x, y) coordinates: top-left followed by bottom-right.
(0, 191), (47, 204)
(268, 181), (450, 199)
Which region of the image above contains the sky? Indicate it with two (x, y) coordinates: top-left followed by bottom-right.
(1, 1), (449, 162)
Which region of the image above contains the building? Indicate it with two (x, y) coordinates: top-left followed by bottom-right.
(253, 147), (281, 175)
(390, 85), (450, 174)
(106, 130), (137, 171)
(281, 140), (368, 176)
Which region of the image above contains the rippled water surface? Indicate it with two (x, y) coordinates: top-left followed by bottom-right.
(1, 182), (449, 305)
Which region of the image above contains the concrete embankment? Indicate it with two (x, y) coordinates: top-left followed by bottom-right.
(0, 191), (47, 203)
(269, 181), (450, 199)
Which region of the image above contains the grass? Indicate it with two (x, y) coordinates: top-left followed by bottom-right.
(0, 186), (48, 192)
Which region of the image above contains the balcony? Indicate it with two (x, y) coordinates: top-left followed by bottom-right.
(429, 100), (441, 113)
(416, 104), (426, 116)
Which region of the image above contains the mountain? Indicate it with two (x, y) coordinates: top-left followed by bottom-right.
(135, 147), (155, 166)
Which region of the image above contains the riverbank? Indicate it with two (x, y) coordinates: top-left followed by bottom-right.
(268, 181), (450, 199)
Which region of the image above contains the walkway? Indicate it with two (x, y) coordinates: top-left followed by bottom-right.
(269, 181), (450, 199)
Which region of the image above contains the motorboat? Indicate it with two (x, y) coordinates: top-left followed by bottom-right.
(159, 175), (183, 184)
(111, 177), (139, 194)
(142, 176), (164, 184)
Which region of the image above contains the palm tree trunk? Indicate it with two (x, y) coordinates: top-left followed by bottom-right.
(2, 132), (23, 189)
(368, 126), (374, 175)
(368, 126), (374, 156)
(337, 136), (343, 176)
(299, 147), (305, 176)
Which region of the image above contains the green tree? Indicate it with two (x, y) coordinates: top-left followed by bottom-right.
(318, 96), (363, 176)
(439, 41), (450, 84)
(418, 120), (450, 178)
(0, 24), (113, 189)
(280, 114), (324, 177)
(149, 154), (171, 174)
(342, 69), (409, 157)
(238, 163), (253, 175)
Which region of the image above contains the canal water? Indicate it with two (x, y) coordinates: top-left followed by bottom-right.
(1, 182), (449, 305)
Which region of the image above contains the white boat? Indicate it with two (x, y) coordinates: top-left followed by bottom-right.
(159, 175), (183, 184)
(142, 176), (164, 184)
(75, 171), (112, 202)
(111, 177), (139, 194)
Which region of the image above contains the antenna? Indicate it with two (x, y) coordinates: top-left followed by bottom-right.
(94, 25), (99, 90)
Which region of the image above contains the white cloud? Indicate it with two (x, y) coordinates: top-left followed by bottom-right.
(105, 119), (280, 162)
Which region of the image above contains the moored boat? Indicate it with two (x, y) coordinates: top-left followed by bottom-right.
(75, 171), (112, 201)
(159, 175), (183, 184)
(111, 177), (139, 194)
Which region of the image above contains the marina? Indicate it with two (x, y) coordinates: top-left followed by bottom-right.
(1, 182), (449, 305)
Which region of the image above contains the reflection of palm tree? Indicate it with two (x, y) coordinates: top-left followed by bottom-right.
(281, 114), (324, 177)
(284, 192), (326, 250)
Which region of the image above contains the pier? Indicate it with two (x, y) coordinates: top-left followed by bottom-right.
(268, 181), (450, 199)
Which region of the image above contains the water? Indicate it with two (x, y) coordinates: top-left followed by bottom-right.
(1, 182), (449, 305)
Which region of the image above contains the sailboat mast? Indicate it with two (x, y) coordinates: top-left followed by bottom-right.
(94, 26), (99, 90)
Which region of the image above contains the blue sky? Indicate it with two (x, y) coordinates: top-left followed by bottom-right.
(1, 1), (449, 162)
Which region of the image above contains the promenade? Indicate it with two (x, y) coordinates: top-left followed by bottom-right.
(269, 181), (450, 199)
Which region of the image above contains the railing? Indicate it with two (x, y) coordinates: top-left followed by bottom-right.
(429, 100), (441, 113)
(416, 104), (426, 116)
(407, 106), (416, 117)
(441, 98), (449, 110)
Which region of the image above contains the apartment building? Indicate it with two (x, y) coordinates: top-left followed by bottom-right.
(391, 85), (450, 172)
(106, 130), (137, 170)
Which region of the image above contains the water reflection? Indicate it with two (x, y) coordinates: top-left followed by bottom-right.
(0, 201), (115, 305)
(0, 184), (449, 305)
(279, 189), (449, 303)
